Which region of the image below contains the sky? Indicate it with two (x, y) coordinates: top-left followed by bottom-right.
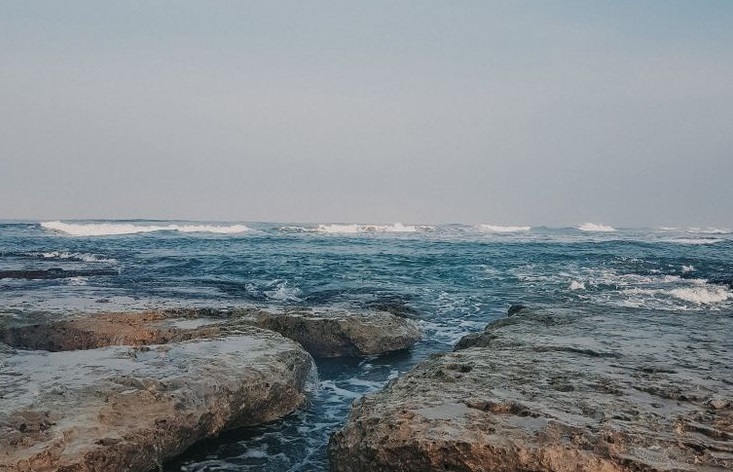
(1, 1), (732, 227)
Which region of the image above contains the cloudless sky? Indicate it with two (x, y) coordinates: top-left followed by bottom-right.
(1, 1), (732, 226)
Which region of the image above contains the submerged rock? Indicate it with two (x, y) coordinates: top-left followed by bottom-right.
(0, 327), (313, 472)
(329, 306), (733, 471)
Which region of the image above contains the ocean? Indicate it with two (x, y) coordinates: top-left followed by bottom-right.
(1, 220), (732, 471)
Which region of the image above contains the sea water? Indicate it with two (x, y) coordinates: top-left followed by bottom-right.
(1, 220), (732, 471)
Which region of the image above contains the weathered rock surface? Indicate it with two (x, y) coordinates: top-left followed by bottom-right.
(330, 306), (733, 471)
(0, 326), (313, 472)
(0, 305), (421, 471)
(235, 309), (423, 357)
(0, 307), (422, 358)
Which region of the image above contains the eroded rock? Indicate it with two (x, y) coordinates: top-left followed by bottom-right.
(0, 327), (313, 472)
(1, 308), (422, 358)
(329, 307), (733, 471)
(236, 309), (423, 357)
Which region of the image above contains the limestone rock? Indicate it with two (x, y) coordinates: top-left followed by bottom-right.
(329, 307), (733, 471)
(0, 327), (313, 472)
(235, 309), (423, 357)
(1, 308), (422, 358)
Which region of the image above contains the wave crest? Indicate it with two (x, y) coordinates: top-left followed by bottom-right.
(578, 222), (616, 232)
(669, 286), (730, 305)
(41, 221), (251, 236)
(317, 223), (421, 234)
(478, 224), (531, 233)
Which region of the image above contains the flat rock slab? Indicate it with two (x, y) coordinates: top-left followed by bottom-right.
(236, 309), (423, 357)
(329, 307), (733, 471)
(0, 327), (313, 472)
(1, 308), (422, 358)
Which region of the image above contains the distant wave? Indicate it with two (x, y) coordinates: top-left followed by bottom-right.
(316, 223), (422, 234)
(41, 221), (251, 236)
(478, 224), (531, 233)
(661, 238), (725, 245)
(29, 251), (117, 263)
(577, 222), (616, 232)
(685, 227), (730, 234)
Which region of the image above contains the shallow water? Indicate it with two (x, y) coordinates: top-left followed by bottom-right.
(1, 220), (732, 470)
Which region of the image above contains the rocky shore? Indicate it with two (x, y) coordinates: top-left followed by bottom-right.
(330, 306), (733, 471)
(0, 308), (421, 471)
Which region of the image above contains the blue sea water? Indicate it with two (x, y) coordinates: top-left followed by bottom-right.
(1, 220), (732, 471)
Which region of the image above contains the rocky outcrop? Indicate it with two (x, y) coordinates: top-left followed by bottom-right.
(0, 326), (313, 472)
(329, 306), (733, 471)
(0, 305), (422, 471)
(0, 307), (422, 358)
(235, 309), (422, 357)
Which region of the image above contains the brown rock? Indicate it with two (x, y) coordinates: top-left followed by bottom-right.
(0, 326), (313, 472)
(329, 307), (733, 471)
(236, 309), (423, 357)
(1, 307), (422, 358)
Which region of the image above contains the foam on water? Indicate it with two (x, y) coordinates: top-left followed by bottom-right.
(661, 238), (725, 245)
(569, 280), (586, 291)
(41, 221), (250, 236)
(478, 224), (531, 233)
(686, 227), (730, 234)
(263, 281), (303, 302)
(577, 222), (616, 232)
(30, 251), (117, 263)
(669, 286), (730, 304)
(316, 222), (421, 234)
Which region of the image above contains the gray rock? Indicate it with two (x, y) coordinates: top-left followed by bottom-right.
(330, 307), (733, 471)
(0, 325), (313, 472)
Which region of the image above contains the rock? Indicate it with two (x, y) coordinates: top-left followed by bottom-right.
(0, 307), (422, 358)
(329, 307), (733, 471)
(0, 311), (225, 351)
(235, 309), (423, 357)
(0, 268), (117, 280)
(0, 326), (313, 472)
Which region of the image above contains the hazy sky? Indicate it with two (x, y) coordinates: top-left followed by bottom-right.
(1, 1), (732, 226)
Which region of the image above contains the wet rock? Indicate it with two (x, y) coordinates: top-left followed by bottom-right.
(329, 307), (733, 471)
(235, 309), (423, 357)
(0, 327), (313, 472)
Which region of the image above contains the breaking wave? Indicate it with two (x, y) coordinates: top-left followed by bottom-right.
(41, 221), (251, 236)
(478, 224), (531, 233)
(669, 286), (731, 305)
(29, 251), (117, 263)
(577, 222), (616, 232)
(316, 223), (421, 234)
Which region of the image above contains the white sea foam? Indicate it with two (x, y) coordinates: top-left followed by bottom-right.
(41, 221), (250, 236)
(31, 251), (117, 263)
(577, 222), (616, 232)
(316, 222), (420, 234)
(682, 265), (695, 273)
(264, 281), (302, 302)
(478, 224), (531, 233)
(669, 286), (730, 305)
(686, 227), (730, 234)
(662, 238), (725, 245)
(569, 280), (586, 291)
